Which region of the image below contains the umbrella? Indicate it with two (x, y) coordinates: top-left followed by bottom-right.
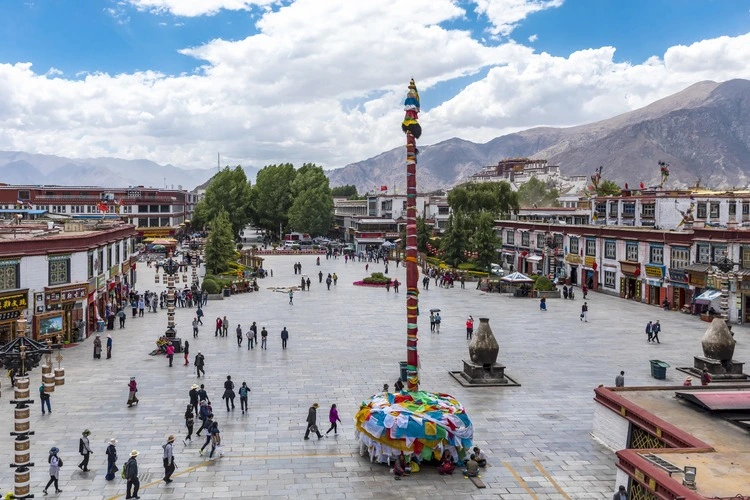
(381, 241), (395, 248)
(429, 308), (440, 313)
(500, 271), (534, 283)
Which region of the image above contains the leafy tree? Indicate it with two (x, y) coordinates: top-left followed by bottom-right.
(288, 164), (333, 236)
(448, 182), (519, 218)
(204, 208), (236, 275)
(597, 179), (622, 196)
(251, 163), (297, 235)
(440, 211), (469, 267)
(416, 215), (431, 253)
(517, 177), (560, 208)
(331, 184), (359, 198)
(193, 166), (253, 239)
(471, 211), (500, 270)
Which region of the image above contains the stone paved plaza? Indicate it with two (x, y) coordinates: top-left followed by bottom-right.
(2, 254), (748, 499)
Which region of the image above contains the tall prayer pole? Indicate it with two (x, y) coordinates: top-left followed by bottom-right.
(402, 79), (422, 392)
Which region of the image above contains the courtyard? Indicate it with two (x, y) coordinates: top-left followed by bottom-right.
(1, 253), (746, 499)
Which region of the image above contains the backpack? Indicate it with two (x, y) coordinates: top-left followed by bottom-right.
(121, 459), (130, 479)
(239, 386), (248, 398)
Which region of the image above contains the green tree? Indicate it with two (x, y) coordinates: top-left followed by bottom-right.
(416, 215), (431, 253)
(194, 166), (253, 239)
(517, 177), (560, 208)
(471, 211), (500, 270)
(597, 179), (622, 196)
(331, 184), (359, 198)
(440, 211), (469, 267)
(251, 163), (297, 236)
(448, 181), (519, 218)
(288, 164), (333, 236)
(204, 208), (236, 275)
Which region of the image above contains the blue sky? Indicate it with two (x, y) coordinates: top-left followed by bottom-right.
(0, 0), (748, 169)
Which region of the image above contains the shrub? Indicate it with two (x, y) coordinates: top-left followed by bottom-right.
(457, 262), (484, 272)
(362, 272), (391, 285)
(533, 275), (556, 291)
(202, 278), (220, 294)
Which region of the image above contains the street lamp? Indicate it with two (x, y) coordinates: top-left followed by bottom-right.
(0, 319), (54, 499)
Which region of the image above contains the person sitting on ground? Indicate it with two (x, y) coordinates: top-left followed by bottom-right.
(473, 447), (487, 467)
(393, 452), (407, 480)
(437, 453), (455, 475)
(463, 454), (479, 477)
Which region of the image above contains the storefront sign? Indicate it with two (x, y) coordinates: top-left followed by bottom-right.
(689, 272), (706, 287)
(96, 274), (106, 290)
(109, 265), (120, 279)
(668, 268), (688, 283)
(584, 256), (596, 268)
(0, 290), (28, 320)
(565, 253), (582, 264)
(139, 228), (173, 238)
(44, 284), (87, 306)
(619, 261), (641, 277)
(121, 259), (131, 274)
(644, 265), (665, 279)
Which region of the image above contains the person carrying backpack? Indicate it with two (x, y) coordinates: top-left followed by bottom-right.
(239, 382), (250, 414)
(209, 421), (222, 459)
(123, 450), (139, 499)
(43, 447), (63, 495)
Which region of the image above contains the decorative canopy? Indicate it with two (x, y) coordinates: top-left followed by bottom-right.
(500, 271), (534, 283)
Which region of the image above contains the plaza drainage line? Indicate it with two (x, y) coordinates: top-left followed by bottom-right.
(106, 452), (352, 500)
(533, 460), (571, 499)
(503, 462), (539, 499)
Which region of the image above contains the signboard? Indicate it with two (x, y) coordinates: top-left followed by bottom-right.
(644, 265), (665, 279)
(139, 228), (172, 238)
(121, 259), (131, 274)
(109, 265), (120, 279)
(96, 274), (106, 290)
(620, 261), (641, 277)
(565, 253), (582, 264)
(0, 290), (28, 318)
(584, 256), (596, 268)
(44, 284), (87, 306)
(668, 268), (688, 283)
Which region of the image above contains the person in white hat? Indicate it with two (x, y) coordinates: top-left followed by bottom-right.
(125, 450), (140, 499)
(162, 435), (175, 483)
(105, 438), (118, 481)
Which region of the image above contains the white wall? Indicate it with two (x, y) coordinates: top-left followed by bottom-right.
(591, 402), (630, 453)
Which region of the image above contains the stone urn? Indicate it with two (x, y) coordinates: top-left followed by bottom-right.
(469, 318), (499, 365)
(701, 319), (736, 361)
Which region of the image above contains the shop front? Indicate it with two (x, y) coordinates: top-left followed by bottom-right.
(583, 256), (598, 289)
(87, 274), (107, 333)
(37, 283), (88, 342)
(667, 268), (691, 311)
(685, 263), (711, 314)
(619, 261), (642, 300)
(564, 254), (581, 286)
(739, 278), (750, 324)
(0, 290), (29, 344)
(643, 265), (666, 306)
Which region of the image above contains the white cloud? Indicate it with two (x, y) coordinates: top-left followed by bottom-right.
(473, 0), (564, 36)
(0, 1), (749, 172)
(126, 0), (278, 17)
(528, 34), (538, 42)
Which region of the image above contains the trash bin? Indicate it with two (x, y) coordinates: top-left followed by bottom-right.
(96, 320), (105, 333)
(223, 287), (231, 297)
(649, 360), (670, 380)
(399, 361), (408, 382)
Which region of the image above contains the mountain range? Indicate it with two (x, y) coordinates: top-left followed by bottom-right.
(327, 79), (750, 192)
(2, 79), (749, 193)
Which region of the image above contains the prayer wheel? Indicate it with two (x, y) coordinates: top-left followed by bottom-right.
(54, 367), (65, 386)
(182, 274), (187, 283)
(162, 273), (167, 282)
(14, 407), (30, 432)
(14, 379), (29, 400)
(43, 371), (55, 393)
(14, 467), (30, 497)
(155, 274), (160, 283)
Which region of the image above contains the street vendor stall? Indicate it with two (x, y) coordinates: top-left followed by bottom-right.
(501, 271), (535, 297)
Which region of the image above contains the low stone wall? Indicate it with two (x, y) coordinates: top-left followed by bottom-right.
(535, 290), (561, 299)
(207, 293), (224, 301)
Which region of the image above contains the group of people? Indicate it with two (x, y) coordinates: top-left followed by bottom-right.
(304, 402), (342, 439)
(644, 320), (662, 343)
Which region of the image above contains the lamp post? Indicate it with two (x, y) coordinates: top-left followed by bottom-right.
(0, 318), (54, 499)
(160, 252), (180, 339)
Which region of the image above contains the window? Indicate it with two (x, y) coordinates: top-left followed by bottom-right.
(712, 245), (727, 263)
(17, 190), (30, 200)
(743, 247), (750, 270)
(595, 203), (606, 216)
(0, 260), (20, 290)
(505, 230), (514, 245)
(729, 203), (737, 216)
(438, 206), (450, 215)
(604, 241), (616, 260)
(649, 245), (663, 265)
(87, 252), (94, 279)
(670, 247), (690, 269)
(697, 244), (710, 263)
(48, 255), (71, 286)
(604, 271), (616, 289)
(521, 232), (530, 247)
(555, 234), (563, 248)
(697, 203), (707, 218)
(115, 243), (120, 265)
(138, 218), (148, 227)
(743, 202), (750, 216)
(585, 238), (596, 257)
(569, 237), (579, 255)
(107, 246), (112, 268)
(641, 203), (655, 218)
(609, 202), (618, 216)
(710, 203), (719, 218)
(626, 242), (638, 262)
(622, 203), (635, 217)
(534, 234), (542, 248)
(97, 249), (104, 274)
(138, 205), (148, 213)
(161, 217), (170, 227)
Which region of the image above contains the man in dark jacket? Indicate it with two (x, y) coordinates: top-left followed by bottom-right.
(280, 327), (289, 349)
(189, 384), (200, 417)
(125, 450), (140, 499)
(304, 403), (323, 440)
(195, 352), (205, 378)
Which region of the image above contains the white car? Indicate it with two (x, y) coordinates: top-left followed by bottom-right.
(490, 264), (504, 276)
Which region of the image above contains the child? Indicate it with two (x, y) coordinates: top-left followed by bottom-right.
(473, 447), (487, 467)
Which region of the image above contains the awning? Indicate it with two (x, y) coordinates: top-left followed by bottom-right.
(354, 238), (384, 244)
(694, 289), (721, 304)
(525, 255), (543, 262)
(684, 263), (712, 273)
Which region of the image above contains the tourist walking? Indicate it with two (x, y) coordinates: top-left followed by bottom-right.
(43, 447), (63, 495)
(580, 302), (588, 322)
(183, 340), (190, 366)
(466, 316), (474, 340)
(195, 352), (205, 378)
(236, 324), (243, 347)
(104, 438), (118, 481)
(435, 313), (441, 333)
(430, 312), (435, 332)
(184, 405), (194, 444)
(106, 334), (113, 359)
(166, 342), (175, 367)
(124, 450), (140, 499)
(127, 377), (139, 407)
(326, 403), (341, 435)
(198, 416), (216, 455)
(246, 327), (253, 350)
(613, 485), (628, 500)
(40, 383), (51, 414)
(304, 403), (323, 440)
(196, 306), (204, 324)
(261, 327), (268, 349)
(222, 375), (236, 411)
(215, 317), (222, 337)
(393, 278), (399, 292)
(651, 320), (661, 344)
(118, 309), (126, 328)
(250, 322), (257, 348)
(78, 429), (92, 471)
(162, 435), (175, 483)
(645, 320), (653, 342)
(280, 327), (289, 349)
(198, 384), (210, 406)
(208, 421), (222, 459)
(138, 297), (145, 317)
(93, 334), (102, 359)
(289, 290), (294, 305)
(192, 317), (199, 338)
(196, 405), (213, 437)
(189, 384), (199, 416)
(239, 382), (249, 414)
(615, 371), (625, 387)
(222, 316), (229, 337)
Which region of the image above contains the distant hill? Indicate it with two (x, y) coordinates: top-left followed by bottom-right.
(327, 79), (750, 192)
